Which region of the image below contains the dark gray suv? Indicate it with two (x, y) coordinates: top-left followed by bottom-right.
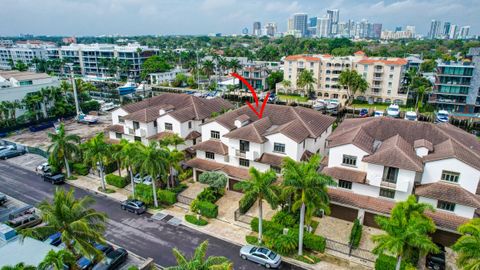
(120, 199), (146, 215)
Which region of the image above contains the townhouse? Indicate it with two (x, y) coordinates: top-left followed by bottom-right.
(186, 104), (335, 190)
(106, 93), (234, 150)
(322, 117), (480, 246)
(279, 51), (408, 105)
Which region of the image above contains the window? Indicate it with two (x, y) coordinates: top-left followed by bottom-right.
(389, 74), (393, 79)
(338, 180), (352, 190)
(390, 66), (394, 71)
(133, 121), (140, 129)
(134, 136), (141, 142)
(165, 123), (173, 131)
(188, 121), (192, 129)
(153, 121), (157, 128)
(211, 130), (220, 139)
(441, 171), (459, 183)
(239, 140), (250, 152)
(239, 158), (250, 167)
(379, 188), (395, 199)
(437, 201), (455, 211)
(205, 152), (215, 159)
(383, 167), (399, 183)
(342, 155), (357, 167)
(115, 133), (122, 139)
(271, 166), (281, 174)
(118, 116), (125, 123)
(273, 143), (285, 153)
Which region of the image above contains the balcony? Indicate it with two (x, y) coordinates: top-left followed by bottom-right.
(380, 179), (397, 189)
(235, 149), (246, 158)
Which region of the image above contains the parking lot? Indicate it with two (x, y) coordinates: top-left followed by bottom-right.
(0, 193), (33, 223)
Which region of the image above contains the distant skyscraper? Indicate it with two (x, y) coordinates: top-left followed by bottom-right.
(242, 27), (248, 35)
(264, 22), (277, 37)
(372, 23), (383, 39)
(316, 16), (330, 38)
(443, 22), (451, 38)
(449, 24), (459, 39)
(253, 21), (261, 36)
(326, 9), (339, 36)
(405, 25), (416, 36)
(460, 26), (470, 39)
(428, 20), (442, 39)
(292, 13), (308, 37)
(337, 22), (348, 36)
(287, 18), (294, 32)
(395, 26), (402, 32)
(309, 17), (318, 28)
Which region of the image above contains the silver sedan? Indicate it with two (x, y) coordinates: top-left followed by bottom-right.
(239, 245), (281, 269)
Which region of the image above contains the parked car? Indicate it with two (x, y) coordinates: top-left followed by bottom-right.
(0, 192), (7, 206)
(0, 145), (15, 152)
(76, 243), (114, 270)
(43, 173), (65, 184)
(426, 244), (446, 270)
(132, 173), (143, 184)
(359, 108), (369, 118)
(240, 245), (281, 269)
(121, 199), (147, 215)
(0, 148), (26, 160)
(386, 104), (400, 118)
(404, 111), (418, 121)
(142, 175), (153, 185)
(436, 110), (449, 123)
(92, 248), (128, 270)
(36, 162), (51, 175)
(7, 214), (42, 229)
(374, 110), (384, 117)
(44, 232), (62, 247)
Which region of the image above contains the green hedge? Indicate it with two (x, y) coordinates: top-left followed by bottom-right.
(103, 162), (118, 174)
(157, 190), (177, 205)
(105, 173), (128, 188)
(197, 187), (224, 203)
(73, 163), (89, 175)
(304, 233), (326, 253)
(169, 183), (188, 194)
(185, 214), (208, 226)
(190, 199), (218, 218)
(266, 232), (298, 255)
(245, 235), (258, 245)
(135, 183), (154, 206)
(349, 218), (363, 249)
(375, 254), (414, 270)
(250, 217), (284, 236)
(239, 195), (256, 214)
(272, 210), (297, 228)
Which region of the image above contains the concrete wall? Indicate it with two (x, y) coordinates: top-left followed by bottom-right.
(422, 158), (480, 193)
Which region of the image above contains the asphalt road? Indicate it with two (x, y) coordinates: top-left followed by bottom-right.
(0, 160), (303, 270)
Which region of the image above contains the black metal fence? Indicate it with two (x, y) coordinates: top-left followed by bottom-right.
(324, 238), (376, 263)
(233, 208), (255, 225)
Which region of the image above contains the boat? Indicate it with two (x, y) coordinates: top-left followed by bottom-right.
(100, 102), (117, 112)
(312, 99), (326, 111)
(436, 110), (449, 123)
(386, 104), (400, 118)
(374, 110), (384, 117)
(77, 113), (99, 125)
(117, 82), (137, 95)
(325, 99), (340, 114)
(404, 111), (417, 121)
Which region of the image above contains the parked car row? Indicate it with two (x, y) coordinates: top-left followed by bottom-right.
(0, 145), (26, 160)
(132, 173), (154, 185)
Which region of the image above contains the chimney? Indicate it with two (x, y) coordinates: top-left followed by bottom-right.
(413, 139), (433, 158)
(234, 114), (250, 128)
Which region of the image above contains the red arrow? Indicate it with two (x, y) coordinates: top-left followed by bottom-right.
(231, 72), (270, 119)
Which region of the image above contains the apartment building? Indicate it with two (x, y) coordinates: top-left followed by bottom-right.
(322, 117), (480, 246)
(106, 93), (234, 149)
(0, 43), (55, 70)
(240, 64), (270, 90)
(279, 51), (408, 105)
(186, 104), (335, 190)
(429, 47), (480, 114)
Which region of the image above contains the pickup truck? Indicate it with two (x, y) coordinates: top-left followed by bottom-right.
(43, 173), (65, 184)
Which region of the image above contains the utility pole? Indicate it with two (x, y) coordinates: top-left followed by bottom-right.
(68, 64), (81, 116)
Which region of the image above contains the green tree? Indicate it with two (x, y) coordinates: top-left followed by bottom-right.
(234, 168), (278, 243)
(47, 123), (80, 178)
(338, 69), (369, 105)
(163, 148), (184, 189)
(82, 133), (110, 191)
(266, 71), (284, 90)
(202, 60), (215, 80)
(160, 133), (185, 150)
(372, 195), (439, 270)
(141, 55), (172, 80)
(420, 59), (437, 73)
(165, 240), (233, 270)
(228, 59), (242, 73)
(282, 155), (335, 255)
(38, 250), (76, 270)
(20, 189), (107, 258)
(14, 60), (28, 71)
(1, 263), (36, 270)
(296, 69), (316, 98)
(452, 218), (480, 270)
(135, 141), (167, 207)
(120, 140), (140, 197)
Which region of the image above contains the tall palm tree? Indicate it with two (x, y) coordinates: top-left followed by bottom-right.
(38, 250), (76, 270)
(120, 140), (140, 197)
(163, 148), (185, 189)
(165, 240), (233, 270)
(415, 85), (432, 111)
(1, 263), (36, 270)
(82, 133), (110, 191)
(160, 133), (185, 150)
(234, 168), (278, 243)
(452, 218), (480, 270)
(228, 59), (242, 73)
(372, 196), (439, 270)
(60, 80), (71, 95)
(135, 141), (168, 208)
(20, 189), (107, 258)
(280, 80), (291, 92)
(282, 154), (335, 256)
(202, 60), (215, 81)
(47, 123), (80, 178)
(297, 69), (316, 98)
(338, 69), (369, 105)
(111, 142), (125, 177)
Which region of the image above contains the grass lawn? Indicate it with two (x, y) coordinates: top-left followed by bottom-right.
(278, 94), (309, 102)
(349, 103), (414, 112)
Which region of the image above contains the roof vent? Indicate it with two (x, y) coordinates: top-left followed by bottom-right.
(159, 104), (175, 115)
(234, 114), (250, 128)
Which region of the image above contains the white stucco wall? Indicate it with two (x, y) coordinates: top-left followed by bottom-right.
(421, 158), (480, 193)
(328, 144), (369, 171)
(264, 133), (301, 161)
(418, 196), (476, 219)
(201, 121), (230, 142)
(157, 114), (182, 135)
(111, 108), (128, 125)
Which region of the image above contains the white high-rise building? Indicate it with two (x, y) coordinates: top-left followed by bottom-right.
(405, 25), (416, 36)
(428, 20), (442, 39)
(316, 16), (331, 38)
(449, 25), (459, 39)
(327, 9), (340, 36)
(253, 22), (262, 36)
(292, 13), (308, 37)
(264, 22), (277, 37)
(460, 26), (470, 39)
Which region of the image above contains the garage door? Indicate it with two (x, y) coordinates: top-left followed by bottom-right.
(431, 230), (460, 247)
(195, 170), (203, 181)
(329, 204), (358, 222)
(363, 212), (381, 229)
(228, 178), (243, 193)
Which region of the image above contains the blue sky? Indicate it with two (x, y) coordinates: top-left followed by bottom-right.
(0, 0), (478, 36)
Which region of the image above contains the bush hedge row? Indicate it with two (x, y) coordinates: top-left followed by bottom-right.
(106, 173), (128, 188)
(185, 214), (208, 226)
(239, 195), (256, 214)
(72, 163), (89, 175)
(157, 190), (177, 205)
(191, 199), (218, 218)
(349, 218), (363, 249)
(197, 187), (224, 203)
(375, 254), (413, 270)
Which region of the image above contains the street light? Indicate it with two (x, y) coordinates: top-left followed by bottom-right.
(66, 63), (81, 117)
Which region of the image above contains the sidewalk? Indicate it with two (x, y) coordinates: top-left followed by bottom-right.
(67, 173), (131, 202)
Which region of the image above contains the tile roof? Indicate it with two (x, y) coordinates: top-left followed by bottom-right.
(185, 158), (250, 180)
(414, 139), (433, 151)
(105, 124), (124, 133)
(357, 58), (408, 65)
(217, 104), (335, 143)
(301, 150), (314, 161)
(185, 131), (201, 140)
(426, 210), (469, 232)
(322, 167), (367, 184)
(123, 106), (162, 122)
(415, 182), (480, 208)
(327, 117), (480, 171)
(192, 140), (229, 155)
(256, 153), (285, 167)
(284, 55), (321, 62)
(146, 131), (175, 140)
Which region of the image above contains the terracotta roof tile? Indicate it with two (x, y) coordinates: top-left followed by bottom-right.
(322, 167), (367, 184)
(414, 139), (433, 151)
(426, 210), (469, 232)
(328, 188), (394, 215)
(185, 158), (250, 180)
(192, 140), (228, 155)
(415, 182), (480, 208)
(147, 131), (175, 140)
(105, 124), (124, 133)
(285, 55), (321, 62)
(357, 58), (407, 65)
(301, 150), (314, 161)
(256, 153), (285, 167)
(185, 131), (201, 140)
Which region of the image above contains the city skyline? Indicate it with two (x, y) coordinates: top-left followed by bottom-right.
(0, 0), (479, 36)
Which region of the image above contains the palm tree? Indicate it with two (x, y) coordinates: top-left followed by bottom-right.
(234, 168), (278, 243)
(282, 154), (335, 256)
(338, 69), (369, 105)
(38, 250), (76, 270)
(163, 148), (184, 189)
(452, 218), (480, 270)
(47, 123), (80, 178)
(297, 70), (317, 98)
(165, 240), (233, 270)
(280, 80), (291, 92)
(60, 80), (71, 95)
(161, 133), (185, 150)
(82, 133), (110, 191)
(372, 195), (439, 270)
(202, 60), (215, 81)
(228, 59), (242, 74)
(1, 263), (36, 270)
(120, 140), (139, 197)
(20, 189), (107, 258)
(111, 142), (125, 177)
(415, 85), (432, 111)
(135, 141), (167, 208)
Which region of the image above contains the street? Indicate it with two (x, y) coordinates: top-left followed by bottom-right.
(0, 160), (303, 270)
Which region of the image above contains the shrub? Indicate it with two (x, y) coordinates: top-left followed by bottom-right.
(185, 214), (208, 226)
(157, 190), (177, 205)
(239, 195), (256, 214)
(250, 217), (284, 236)
(169, 183), (188, 194)
(272, 211), (297, 228)
(349, 218), (363, 249)
(105, 173), (128, 188)
(135, 183), (154, 205)
(179, 169), (193, 181)
(375, 254), (414, 270)
(127, 266), (139, 270)
(190, 199), (218, 218)
(266, 232), (298, 255)
(303, 233), (326, 253)
(198, 171), (227, 189)
(197, 187), (224, 203)
(73, 163), (89, 176)
(245, 235), (258, 245)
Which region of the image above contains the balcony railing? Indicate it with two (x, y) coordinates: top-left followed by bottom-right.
(381, 179), (397, 188)
(235, 149), (246, 158)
